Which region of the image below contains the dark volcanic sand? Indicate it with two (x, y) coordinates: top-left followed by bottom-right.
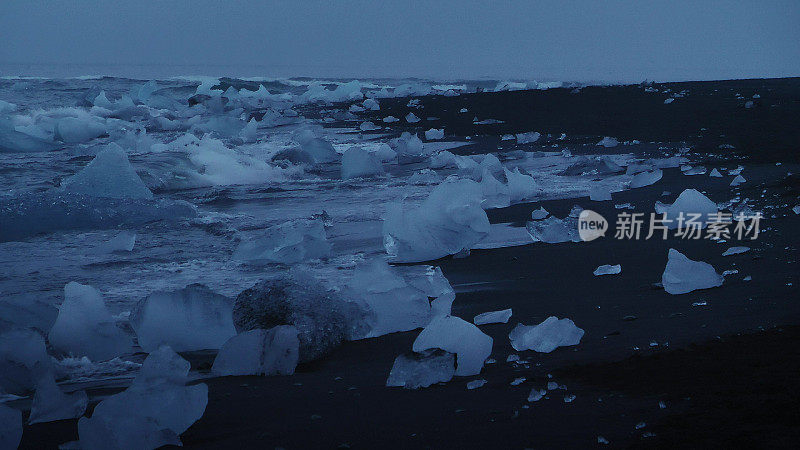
(19, 78), (800, 449)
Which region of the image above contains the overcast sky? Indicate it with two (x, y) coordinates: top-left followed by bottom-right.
(1, 0), (798, 81)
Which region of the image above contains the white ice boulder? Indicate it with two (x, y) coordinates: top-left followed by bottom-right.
(341, 147), (384, 179)
(29, 373), (88, 424)
(425, 128), (444, 140)
(596, 136), (619, 148)
(505, 168), (540, 203)
(77, 346), (207, 450)
(654, 189), (718, 228)
(509, 317), (584, 353)
(383, 178), (490, 262)
(405, 112), (421, 123)
(295, 129), (339, 163)
(661, 248), (724, 294)
(722, 246), (750, 256)
(233, 219), (331, 264)
(211, 326), (299, 377)
(386, 349), (455, 389)
(473, 308), (513, 325)
(0, 328), (54, 394)
(480, 170), (511, 208)
(54, 117), (106, 143)
(130, 284), (236, 353)
(0, 404), (22, 450)
(630, 169), (663, 188)
(48, 282), (133, 361)
(391, 132), (426, 162)
(412, 316), (493, 376)
(515, 132), (541, 144)
(593, 264), (621, 276)
(61, 143), (153, 199)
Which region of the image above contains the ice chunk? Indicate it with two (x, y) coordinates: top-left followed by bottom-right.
(661, 248), (724, 294)
(341, 146), (384, 179)
(0, 295), (58, 335)
(233, 219), (331, 264)
(0, 122), (60, 152)
(515, 132), (541, 144)
(505, 167), (540, 203)
(589, 185), (612, 201)
(730, 174), (746, 186)
(362, 98), (380, 110)
(96, 230), (136, 253)
(405, 112), (421, 123)
(232, 274), (367, 362)
(61, 144), (153, 199)
(593, 264), (621, 276)
(78, 346), (207, 450)
(412, 316), (493, 376)
(792, 205), (800, 215)
(383, 178), (490, 262)
(295, 129), (339, 163)
(408, 169), (442, 185)
(709, 168), (723, 177)
(509, 317), (584, 353)
(211, 326), (299, 376)
(54, 117), (106, 143)
(391, 132), (427, 162)
(386, 349), (455, 389)
(722, 246), (750, 256)
(382, 116), (399, 123)
(480, 170), (511, 208)
(239, 118), (258, 142)
(561, 156), (624, 176)
(474, 308), (513, 325)
(0, 328), (54, 394)
(371, 143), (397, 162)
(683, 165), (707, 175)
(596, 136), (619, 148)
(48, 282), (133, 361)
(530, 207), (549, 220)
(527, 388), (546, 402)
(466, 379), (487, 389)
(654, 189), (718, 229)
(429, 150), (458, 169)
(359, 121), (381, 131)
(29, 373), (88, 424)
(630, 169), (663, 188)
(130, 284), (236, 353)
(425, 128), (444, 140)
(526, 216), (580, 243)
(0, 404), (22, 450)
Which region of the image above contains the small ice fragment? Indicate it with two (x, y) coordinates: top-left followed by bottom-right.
(730, 174), (746, 186)
(615, 203), (634, 210)
(659, 401), (666, 409)
(509, 317), (584, 353)
(233, 219), (331, 264)
(564, 394), (576, 403)
(424, 128), (444, 140)
(530, 207), (549, 220)
(515, 132), (541, 144)
(593, 264), (621, 276)
(405, 112), (421, 123)
(722, 246), (750, 256)
(664, 98), (675, 104)
(473, 308), (513, 325)
(596, 136), (619, 147)
(546, 381), (559, 390)
(506, 354), (520, 363)
(722, 269), (738, 277)
(692, 300), (708, 307)
(597, 436), (610, 445)
(743, 275), (752, 281)
(635, 422), (646, 429)
(341, 146), (384, 179)
(792, 205), (800, 215)
(97, 230), (136, 253)
(728, 166), (744, 175)
(527, 389), (546, 402)
(382, 116), (399, 123)
(362, 98), (380, 110)
(211, 326), (299, 376)
(510, 377), (526, 386)
(360, 121), (381, 131)
(413, 316), (493, 376)
(630, 169), (663, 188)
(466, 379), (487, 390)
(662, 249), (724, 295)
(386, 349), (455, 389)
(709, 168), (723, 177)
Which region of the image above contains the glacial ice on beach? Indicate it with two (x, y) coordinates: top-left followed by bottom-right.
(300, 80), (364, 103)
(480, 170), (511, 208)
(341, 146), (384, 179)
(730, 174), (746, 186)
(722, 246), (750, 256)
(596, 136), (619, 148)
(130, 284), (237, 352)
(405, 112), (421, 123)
(654, 189), (718, 228)
(0, 404), (22, 450)
(211, 326), (299, 377)
(61, 143), (153, 199)
(515, 132), (541, 144)
(96, 230), (136, 253)
(526, 216), (580, 244)
(295, 129), (340, 163)
(359, 121), (381, 131)
(48, 282), (133, 361)
(589, 185), (612, 201)
(710, 168), (723, 177)
(54, 117), (106, 143)
(362, 98), (380, 110)
(383, 178), (490, 262)
(593, 264), (621, 276)
(0, 121), (60, 152)
(386, 349), (455, 389)
(344, 261), (454, 338)
(391, 132), (427, 162)
(530, 207), (549, 220)
(0, 328), (53, 394)
(629, 169), (663, 188)
(29, 372), (88, 424)
(425, 128), (444, 140)
(662, 249), (724, 294)
(233, 219), (331, 264)
(474, 308), (513, 325)
(413, 316), (493, 376)
(78, 346), (207, 450)
(509, 317), (585, 353)
(505, 167), (540, 203)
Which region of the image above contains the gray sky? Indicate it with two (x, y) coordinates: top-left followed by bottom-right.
(1, 0), (798, 81)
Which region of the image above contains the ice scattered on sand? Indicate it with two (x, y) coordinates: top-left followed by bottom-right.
(683, 166), (707, 175)
(526, 215), (580, 244)
(408, 169), (442, 185)
(295, 129), (340, 163)
(211, 326), (299, 376)
(503, 167), (540, 202)
(530, 207), (549, 220)
(661, 249), (724, 295)
(413, 316), (493, 376)
(130, 284), (236, 352)
(510, 377), (526, 386)
(96, 230), (136, 253)
(405, 112), (421, 123)
(362, 98), (380, 110)
(0, 121), (60, 152)
(29, 373), (88, 424)
(382, 116), (399, 123)
(466, 379), (487, 390)
(425, 128), (444, 140)
(546, 381), (560, 390)
(383, 178), (490, 262)
(710, 168), (723, 177)
(509, 317), (584, 353)
(792, 205), (800, 215)
(615, 203), (634, 209)
(234, 219), (331, 264)
(515, 132), (541, 144)
(593, 264), (621, 276)
(386, 349), (455, 389)
(598, 436), (610, 444)
(0, 404), (22, 449)
(360, 121), (381, 131)
(528, 388), (546, 402)
(589, 185), (612, 201)
(728, 166), (744, 176)
(0, 328), (53, 394)
(341, 146), (384, 179)
(630, 169), (663, 188)
(596, 136), (619, 148)
(474, 308), (513, 325)
(564, 394), (576, 403)
(664, 98), (675, 104)
(722, 246), (750, 256)
(743, 275), (752, 281)
(730, 174), (746, 186)
(655, 189), (718, 229)
(77, 346), (207, 450)
(61, 143), (153, 199)
(48, 282), (133, 361)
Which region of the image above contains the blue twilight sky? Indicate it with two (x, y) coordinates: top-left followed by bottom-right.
(1, 0), (798, 81)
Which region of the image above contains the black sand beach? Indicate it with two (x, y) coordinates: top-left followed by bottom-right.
(18, 78), (800, 449)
